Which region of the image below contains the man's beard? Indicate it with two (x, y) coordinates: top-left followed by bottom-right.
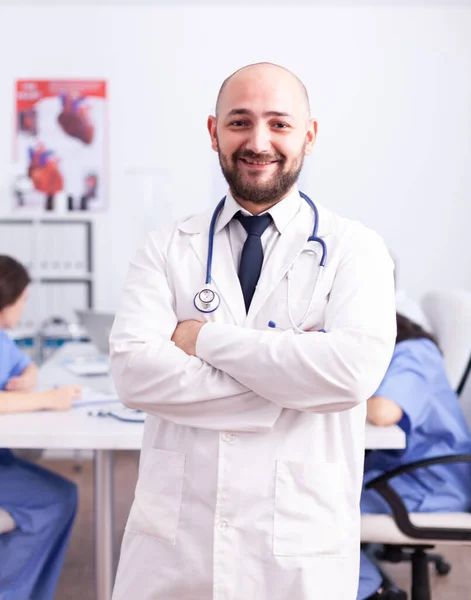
(218, 146), (305, 205)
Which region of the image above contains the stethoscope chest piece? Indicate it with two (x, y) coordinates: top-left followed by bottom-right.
(194, 287), (221, 313)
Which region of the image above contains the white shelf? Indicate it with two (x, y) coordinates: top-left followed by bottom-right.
(9, 327), (37, 340)
(34, 273), (94, 281)
(0, 212), (104, 222)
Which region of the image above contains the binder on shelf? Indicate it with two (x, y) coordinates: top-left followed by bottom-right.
(0, 222), (34, 270)
(39, 281), (89, 325)
(38, 222), (89, 276)
(0, 217), (94, 338)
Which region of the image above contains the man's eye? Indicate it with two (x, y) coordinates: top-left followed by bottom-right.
(230, 121), (247, 127)
(273, 122), (288, 129)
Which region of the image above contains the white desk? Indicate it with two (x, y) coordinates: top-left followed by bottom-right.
(0, 342), (137, 600)
(0, 342), (405, 600)
(365, 421), (405, 450)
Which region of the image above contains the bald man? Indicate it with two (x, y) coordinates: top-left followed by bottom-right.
(110, 63), (397, 600)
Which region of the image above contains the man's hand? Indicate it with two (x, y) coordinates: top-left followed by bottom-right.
(171, 320), (206, 356)
(6, 364), (38, 392)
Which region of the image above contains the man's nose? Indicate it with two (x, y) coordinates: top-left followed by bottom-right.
(245, 124), (271, 155)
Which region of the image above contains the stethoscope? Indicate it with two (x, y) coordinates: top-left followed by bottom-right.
(87, 408), (146, 423)
(193, 191), (327, 333)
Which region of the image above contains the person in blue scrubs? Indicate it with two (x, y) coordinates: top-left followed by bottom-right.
(357, 312), (471, 600)
(0, 255), (81, 600)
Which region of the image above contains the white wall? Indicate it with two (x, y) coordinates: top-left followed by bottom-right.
(0, 4), (470, 311)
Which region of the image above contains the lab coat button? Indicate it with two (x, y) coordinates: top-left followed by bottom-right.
(217, 520), (229, 531)
(222, 433), (235, 443)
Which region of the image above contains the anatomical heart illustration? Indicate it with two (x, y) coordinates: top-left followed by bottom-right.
(13, 80), (107, 213)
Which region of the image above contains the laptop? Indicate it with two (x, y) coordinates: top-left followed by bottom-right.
(64, 311), (115, 376)
(75, 310), (115, 354)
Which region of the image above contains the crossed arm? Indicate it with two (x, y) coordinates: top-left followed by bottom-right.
(110, 228), (396, 432)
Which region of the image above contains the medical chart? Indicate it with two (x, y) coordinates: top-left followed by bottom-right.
(13, 79), (108, 213)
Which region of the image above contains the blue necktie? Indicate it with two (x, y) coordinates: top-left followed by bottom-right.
(235, 212), (272, 312)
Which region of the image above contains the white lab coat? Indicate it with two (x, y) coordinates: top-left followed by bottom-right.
(110, 195), (396, 600)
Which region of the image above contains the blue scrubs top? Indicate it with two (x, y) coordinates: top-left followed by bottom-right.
(362, 338), (471, 514)
(0, 331), (32, 391)
(0, 330), (32, 462)
(0, 331), (78, 600)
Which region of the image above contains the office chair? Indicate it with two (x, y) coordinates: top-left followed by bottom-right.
(361, 289), (471, 600)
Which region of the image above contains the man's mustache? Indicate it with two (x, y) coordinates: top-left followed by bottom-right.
(233, 150), (284, 163)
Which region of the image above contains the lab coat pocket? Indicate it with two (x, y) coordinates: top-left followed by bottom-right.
(126, 448), (185, 545)
(273, 461), (347, 557)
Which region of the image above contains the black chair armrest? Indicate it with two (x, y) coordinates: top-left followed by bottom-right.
(457, 353), (471, 397)
(364, 454), (471, 541)
(365, 453), (471, 488)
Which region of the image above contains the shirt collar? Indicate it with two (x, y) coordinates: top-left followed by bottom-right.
(214, 186), (302, 235)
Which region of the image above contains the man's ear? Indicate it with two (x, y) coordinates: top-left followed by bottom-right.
(304, 119), (318, 156)
(207, 115), (218, 152)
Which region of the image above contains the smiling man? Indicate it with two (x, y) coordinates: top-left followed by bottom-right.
(212, 64), (313, 210)
(110, 63), (397, 600)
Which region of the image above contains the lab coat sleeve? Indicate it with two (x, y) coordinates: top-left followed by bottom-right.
(196, 225), (397, 413)
(109, 230), (282, 432)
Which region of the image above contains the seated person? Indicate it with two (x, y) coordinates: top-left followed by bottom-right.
(0, 255), (81, 600)
(357, 312), (471, 600)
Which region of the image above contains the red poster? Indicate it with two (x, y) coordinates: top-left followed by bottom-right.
(13, 79), (107, 213)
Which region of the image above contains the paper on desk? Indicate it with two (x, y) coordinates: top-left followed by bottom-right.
(63, 356), (109, 376)
(72, 386), (120, 408)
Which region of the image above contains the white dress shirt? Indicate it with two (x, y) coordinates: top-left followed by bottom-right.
(214, 187), (302, 271)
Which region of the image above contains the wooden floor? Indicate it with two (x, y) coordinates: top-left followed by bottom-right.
(38, 453), (471, 600)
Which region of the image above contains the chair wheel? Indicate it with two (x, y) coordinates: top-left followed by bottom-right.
(435, 560), (451, 576)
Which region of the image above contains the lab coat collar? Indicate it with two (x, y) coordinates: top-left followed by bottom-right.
(248, 198), (325, 322)
(213, 187), (302, 235)
(177, 192), (333, 325)
(177, 191), (332, 238)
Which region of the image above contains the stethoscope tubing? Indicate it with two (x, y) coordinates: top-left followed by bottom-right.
(195, 191), (327, 323)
